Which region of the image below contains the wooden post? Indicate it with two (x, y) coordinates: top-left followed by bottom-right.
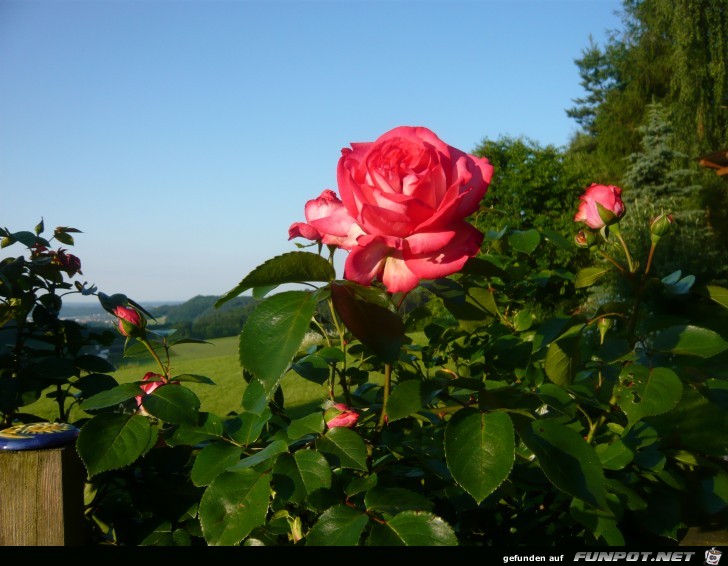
(0, 444), (86, 546)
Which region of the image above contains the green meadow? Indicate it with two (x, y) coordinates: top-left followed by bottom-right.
(27, 336), (332, 422)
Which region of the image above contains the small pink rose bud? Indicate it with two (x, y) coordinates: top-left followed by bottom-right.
(113, 305), (146, 337)
(574, 230), (598, 249)
(324, 402), (360, 429)
(574, 184), (626, 229)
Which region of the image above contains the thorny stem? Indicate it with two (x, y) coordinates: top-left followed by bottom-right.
(612, 227), (635, 274)
(139, 337), (168, 379)
(596, 249), (628, 275)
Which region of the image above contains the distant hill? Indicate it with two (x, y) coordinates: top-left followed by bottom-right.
(61, 295), (257, 340)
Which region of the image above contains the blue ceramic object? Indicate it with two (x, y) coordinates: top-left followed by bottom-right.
(0, 422), (79, 451)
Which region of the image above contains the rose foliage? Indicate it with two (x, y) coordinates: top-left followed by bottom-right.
(1, 126), (727, 546)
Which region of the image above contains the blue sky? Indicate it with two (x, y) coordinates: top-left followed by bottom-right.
(1, 0), (623, 303)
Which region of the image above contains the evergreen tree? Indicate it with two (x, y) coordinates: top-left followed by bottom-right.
(622, 102), (699, 202)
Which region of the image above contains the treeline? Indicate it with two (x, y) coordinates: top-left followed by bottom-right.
(148, 295), (258, 340)
(471, 0), (728, 307)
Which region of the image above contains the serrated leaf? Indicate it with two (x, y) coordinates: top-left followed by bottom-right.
(228, 439), (288, 471)
(614, 365), (682, 428)
(287, 412), (325, 440)
(331, 282), (405, 363)
(216, 251), (335, 307)
(652, 325), (728, 358)
(544, 336), (580, 386)
(386, 380), (424, 422)
(316, 427), (368, 471)
(306, 504), (369, 546)
(142, 385), (200, 426)
(518, 419), (608, 509)
(239, 290), (319, 398)
(595, 440), (634, 470)
(364, 487), (434, 515)
(226, 410), (272, 446)
(80, 382), (144, 410)
(570, 497), (624, 545)
(367, 511), (457, 546)
(291, 353), (330, 385)
(171, 373), (215, 385)
(444, 409), (514, 503)
(273, 450), (332, 503)
(54, 231), (75, 246)
(77, 413), (158, 477)
(199, 469), (271, 546)
(167, 412), (225, 447)
(700, 285), (728, 310)
(574, 267), (611, 289)
(508, 229), (540, 255)
(191, 442), (243, 486)
(75, 354), (115, 373)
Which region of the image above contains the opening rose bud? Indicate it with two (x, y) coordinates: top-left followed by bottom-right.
(574, 230), (598, 249)
(113, 305), (146, 337)
(574, 184), (626, 230)
(135, 372), (178, 416)
(324, 403), (360, 429)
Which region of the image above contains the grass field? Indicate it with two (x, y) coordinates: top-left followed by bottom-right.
(26, 336), (332, 422)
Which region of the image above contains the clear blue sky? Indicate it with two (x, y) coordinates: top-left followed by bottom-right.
(1, 0), (623, 303)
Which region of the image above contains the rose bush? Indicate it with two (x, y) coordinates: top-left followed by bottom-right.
(289, 126), (494, 293)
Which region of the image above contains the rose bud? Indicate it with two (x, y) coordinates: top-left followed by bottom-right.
(324, 403), (360, 429)
(574, 230), (598, 249)
(113, 305), (146, 337)
(574, 184), (626, 229)
(650, 212), (674, 244)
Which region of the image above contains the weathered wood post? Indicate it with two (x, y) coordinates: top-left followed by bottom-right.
(0, 422), (86, 546)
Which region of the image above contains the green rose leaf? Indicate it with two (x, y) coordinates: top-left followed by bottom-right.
(77, 413), (158, 477)
(167, 412), (224, 447)
(216, 251), (335, 307)
(291, 353), (330, 385)
(544, 336), (581, 386)
(228, 439), (288, 471)
(287, 412), (325, 440)
(649, 388), (728, 456)
(652, 325), (728, 358)
(367, 511), (458, 546)
(519, 419), (608, 509)
(226, 409), (272, 446)
(273, 450), (332, 504)
(171, 373), (216, 385)
(330, 282), (405, 364)
(570, 497), (624, 545)
(364, 487), (434, 515)
(574, 267), (611, 289)
(614, 365), (682, 428)
(191, 442), (243, 487)
(306, 504), (369, 546)
(80, 382), (144, 411)
(199, 469), (271, 546)
(508, 229), (541, 255)
(142, 385), (201, 426)
(444, 409), (514, 504)
(386, 380), (424, 422)
(699, 284), (728, 310)
(595, 440), (635, 470)
(239, 290), (319, 398)
(316, 426), (368, 471)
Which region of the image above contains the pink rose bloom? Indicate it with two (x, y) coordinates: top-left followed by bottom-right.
(325, 403), (360, 429)
(289, 126), (493, 294)
(51, 249), (82, 276)
(574, 184), (626, 229)
(113, 305), (145, 337)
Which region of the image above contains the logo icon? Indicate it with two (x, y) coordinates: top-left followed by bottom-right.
(706, 548), (722, 566)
